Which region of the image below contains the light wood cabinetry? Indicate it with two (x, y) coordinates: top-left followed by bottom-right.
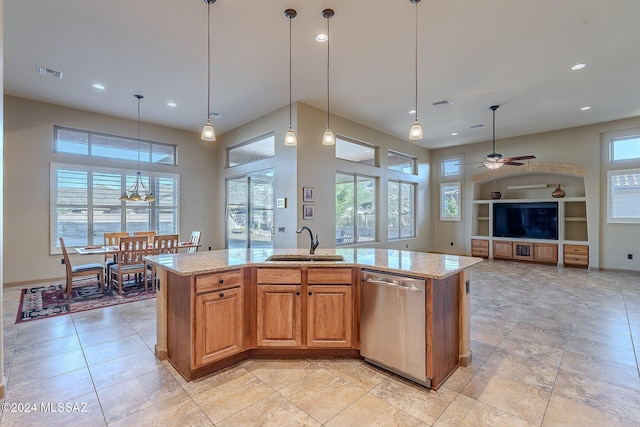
(564, 244), (589, 268)
(494, 241), (558, 263)
(534, 243), (558, 263)
(256, 268), (302, 347)
(307, 268), (353, 348)
(194, 286), (243, 367)
(471, 239), (489, 258)
(493, 241), (513, 259)
(256, 284), (302, 347)
(256, 267), (354, 349)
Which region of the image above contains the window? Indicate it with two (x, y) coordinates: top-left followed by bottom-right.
(607, 169), (640, 223)
(227, 133), (275, 167)
(442, 158), (461, 177)
(440, 182), (461, 221)
(51, 163), (179, 252)
(611, 136), (640, 161)
(388, 180), (416, 239)
(336, 136), (377, 166)
(54, 126), (176, 165)
(336, 173), (377, 244)
(388, 150), (416, 174)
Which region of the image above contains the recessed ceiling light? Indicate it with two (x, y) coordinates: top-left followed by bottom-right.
(315, 33), (328, 42)
(92, 83), (105, 90)
(580, 106), (591, 111)
(451, 132), (458, 136)
(571, 63), (586, 71)
(408, 109), (416, 115)
(167, 102), (177, 107)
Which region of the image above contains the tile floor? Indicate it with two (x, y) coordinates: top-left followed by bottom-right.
(1, 260), (640, 426)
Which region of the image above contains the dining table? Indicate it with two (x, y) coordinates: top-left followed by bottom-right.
(74, 241), (200, 255)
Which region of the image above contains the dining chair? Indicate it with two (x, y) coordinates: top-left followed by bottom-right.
(103, 232), (129, 286)
(147, 234), (179, 286)
(134, 231), (156, 243)
(188, 231), (201, 253)
(59, 237), (105, 298)
(109, 235), (149, 295)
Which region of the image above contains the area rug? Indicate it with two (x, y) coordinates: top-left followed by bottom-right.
(16, 279), (156, 323)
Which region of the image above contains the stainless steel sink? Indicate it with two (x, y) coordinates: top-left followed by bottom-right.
(265, 254), (345, 262)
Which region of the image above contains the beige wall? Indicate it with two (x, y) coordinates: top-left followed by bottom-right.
(432, 116), (640, 271)
(1, 0), (7, 397)
(2, 95), (218, 284)
(216, 102), (432, 252)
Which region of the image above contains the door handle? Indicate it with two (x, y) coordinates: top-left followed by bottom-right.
(365, 279), (421, 292)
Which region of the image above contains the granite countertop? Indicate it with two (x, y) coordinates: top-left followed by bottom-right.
(146, 248), (483, 280)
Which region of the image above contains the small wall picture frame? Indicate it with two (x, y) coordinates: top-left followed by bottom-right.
(276, 198), (287, 208)
(303, 187), (315, 202)
(303, 205), (314, 220)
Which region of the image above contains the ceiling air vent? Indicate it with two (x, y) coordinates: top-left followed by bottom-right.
(432, 99), (453, 107)
(470, 124), (484, 129)
(37, 66), (64, 79)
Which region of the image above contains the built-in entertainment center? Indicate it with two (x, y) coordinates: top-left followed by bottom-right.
(471, 169), (589, 268)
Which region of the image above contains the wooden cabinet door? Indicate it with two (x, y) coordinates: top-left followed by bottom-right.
(307, 285), (352, 348)
(256, 284), (302, 347)
(493, 241), (513, 259)
(194, 287), (243, 367)
(534, 243), (558, 263)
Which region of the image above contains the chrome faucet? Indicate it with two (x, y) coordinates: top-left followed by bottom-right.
(296, 226), (319, 255)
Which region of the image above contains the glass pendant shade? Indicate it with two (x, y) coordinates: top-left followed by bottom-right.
(284, 128), (297, 146)
(322, 128), (336, 145)
(201, 122), (216, 141)
(483, 161), (504, 170)
(409, 119), (423, 140)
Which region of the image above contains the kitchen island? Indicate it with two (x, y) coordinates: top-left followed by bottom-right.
(146, 248), (482, 389)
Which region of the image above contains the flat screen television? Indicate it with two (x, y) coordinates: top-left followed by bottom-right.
(493, 202), (558, 240)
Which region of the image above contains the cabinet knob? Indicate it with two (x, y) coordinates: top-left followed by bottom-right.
(219, 292), (224, 297)
(296, 291), (301, 296)
(218, 279), (224, 284)
(308, 291), (313, 296)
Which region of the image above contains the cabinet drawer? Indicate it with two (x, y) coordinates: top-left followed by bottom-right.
(564, 244), (588, 255)
(256, 268), (301, 284)
(472, 248), (489, 257)
(472, 239), (489, 249)
(308, 268), (352, 284)
(564, 254), (589, 266)
(195, 269), (243, 294)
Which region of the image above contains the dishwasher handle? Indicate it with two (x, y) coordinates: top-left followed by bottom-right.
(365, 278), (422, 292)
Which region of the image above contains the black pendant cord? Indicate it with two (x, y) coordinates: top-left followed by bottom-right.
(289, 14), (293, 128)
(414, 0), (418, 122)
(326, 15), (330, 128)
(136, 95), (142, 172)
(206, 1), (211, 122)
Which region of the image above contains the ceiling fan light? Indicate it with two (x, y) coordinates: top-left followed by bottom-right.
(322, 128), (336, 145)
(201, 122), (216, 141)
(284, 128), (297, 146)
(483, 161), (504, 170)
(409, 119), (423, 140)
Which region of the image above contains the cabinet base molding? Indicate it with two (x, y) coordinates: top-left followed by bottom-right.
(172, 349), (362, 381)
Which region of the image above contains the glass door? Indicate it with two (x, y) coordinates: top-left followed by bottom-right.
(226, 170), (274, 249)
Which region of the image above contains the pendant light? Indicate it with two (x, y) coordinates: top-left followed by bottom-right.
(120, 95), (155, 202)
(284, 8), (298, 146)
(201, 0), (216, 142)
(408, 0), (424, 141)
(322, 8), (336, 146)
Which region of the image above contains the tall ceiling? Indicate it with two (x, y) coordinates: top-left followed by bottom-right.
(5, 0), (640, 149)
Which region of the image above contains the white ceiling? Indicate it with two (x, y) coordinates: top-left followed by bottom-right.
(5, 0), (640, 150)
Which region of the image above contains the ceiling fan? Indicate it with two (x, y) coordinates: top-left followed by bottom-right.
(481, 105), (536, 169)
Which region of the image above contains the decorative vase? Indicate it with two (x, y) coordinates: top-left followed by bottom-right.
(551, 184), (566, 198)
(491, 191), (502, 200)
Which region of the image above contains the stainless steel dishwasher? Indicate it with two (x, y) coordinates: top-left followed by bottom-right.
(360, 269), (429, 387)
